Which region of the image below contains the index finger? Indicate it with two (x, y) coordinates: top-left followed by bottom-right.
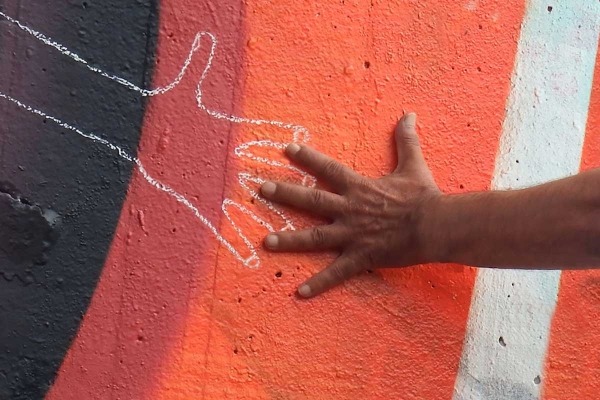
(297, 255), (363, 298)
(285, 144), (360, 191)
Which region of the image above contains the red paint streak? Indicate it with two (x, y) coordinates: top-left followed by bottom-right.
(154, 1), (525, 399)
(46, 1), (247, 399)
(543, 49), (600, 400)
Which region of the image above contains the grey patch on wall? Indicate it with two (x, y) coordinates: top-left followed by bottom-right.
(0, 181), (60, 284)
(454, 377), (538, 400)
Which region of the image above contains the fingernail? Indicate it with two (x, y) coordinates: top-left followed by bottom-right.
(265, 234), (279, 249)
(403, 112), (417, 127)
(298, 284), (312, 298)
(261, 181), (276, 196)
(286, 143), (301, 156)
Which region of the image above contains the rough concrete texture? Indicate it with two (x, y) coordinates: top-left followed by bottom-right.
(0, 184), (59, 272)
(0, 0), (598, 399)
(455, 2), (599, 399)
(0, 0), (157, 399)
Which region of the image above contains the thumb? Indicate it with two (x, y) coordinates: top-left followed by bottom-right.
(395, 112), (425, 171)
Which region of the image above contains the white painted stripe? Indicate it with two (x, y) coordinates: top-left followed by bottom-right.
(453, 2), (600, 399)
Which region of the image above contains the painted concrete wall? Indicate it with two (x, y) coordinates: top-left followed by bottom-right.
(0, 0), (598, 399)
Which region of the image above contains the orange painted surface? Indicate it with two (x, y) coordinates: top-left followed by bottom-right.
(47, 1), (247, 399)
(542, 49), (600, 400)
(152, 1), (525, 399)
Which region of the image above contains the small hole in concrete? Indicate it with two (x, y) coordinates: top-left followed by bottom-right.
(137, 334), (145, 342)
(499, 336), (506, 347)
(547, 6), (553, 12)
(511, 282), (515, 287)
(477, 66), (482, 72)
(460, 184), (465, 189)
(366, 269), (374, 274)
(172, 228), (176, 233)
(233, 347), (239, 354)
(237, 297), (242, 303)
(275, 271), (282, 278)
(478, 24), (483, 29)
(534, 375), (541, 385)
(364, 61), (371, 69)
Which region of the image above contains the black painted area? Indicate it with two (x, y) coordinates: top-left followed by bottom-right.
(0, 182), (59, 275)
(0, 1), (158, 398)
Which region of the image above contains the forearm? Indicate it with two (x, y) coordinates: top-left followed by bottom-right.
(422, 169), (600, 269)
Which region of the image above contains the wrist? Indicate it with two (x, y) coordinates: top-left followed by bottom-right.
(416, 191), (491, 265)
(415, 193), (451, 264)
(418, 190), (515, 266)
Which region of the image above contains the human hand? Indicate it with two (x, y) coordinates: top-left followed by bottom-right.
(260, 113), (443, 298)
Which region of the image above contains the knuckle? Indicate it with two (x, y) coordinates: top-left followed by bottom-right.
(310, 226), (327, 247)
(341, 198), (355, 214)
(322, 159), (343, 178)
(330, 263), (348, 281)
(402, 133), (421, 148)
(310, 188), (323, 206)
(344, 198), (362, 214)
(353, 177), (372, 192)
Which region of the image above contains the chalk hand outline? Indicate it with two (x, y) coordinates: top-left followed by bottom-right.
(0, 11), (314, 268)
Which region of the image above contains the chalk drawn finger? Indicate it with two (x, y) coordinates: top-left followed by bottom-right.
(0, 10), (317, 268)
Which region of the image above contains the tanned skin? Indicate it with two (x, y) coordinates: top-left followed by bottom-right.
(260, 113), (600, 298)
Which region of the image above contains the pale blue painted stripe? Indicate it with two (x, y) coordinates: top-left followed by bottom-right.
(453, 1), (600, 399)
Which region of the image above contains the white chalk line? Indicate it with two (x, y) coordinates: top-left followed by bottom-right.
(0, 11), (313, 268)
